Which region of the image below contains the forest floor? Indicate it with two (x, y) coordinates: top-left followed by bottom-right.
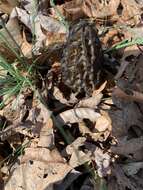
(0, 1), (143, 190)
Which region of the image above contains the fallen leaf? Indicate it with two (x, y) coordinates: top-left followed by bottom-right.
(82, 0), (120, 18)
(94, 147), (111, 177)
(113, 86), (143, 102)
(120, 0), (142, 25)
(56, 108), (101, 124)
(111, 164), (137, 190)
(61, 0), (84, 21)
(5, 159), (72, 190)
(111, 136), (143, 156)
(0, 0), (18, 14)
(0, 17), (23, 60)
(38, 118), (55, 149)
(115, 45), (140, 79)
(122, 162), (143, 176)
(77, 93), (103, 108)
(95, 115), (111, 132)
(20, 147), (64, 164)
(65, 137), (90, 168)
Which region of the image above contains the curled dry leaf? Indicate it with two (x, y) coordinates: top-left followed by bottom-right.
(57, 108), (101, 124)
(39, 14), (66, 33)
(95, 115), (111, 132)
(53, 86), (78, 105)
(69, 149), (90, 168)
(0, 122), (34, 141)
(21, 30), (32, 57)
(102, 28), (125, 48)
(26, 97), (52, 137)
(78, 120), (110, 142)
(77, 93), (103, 108)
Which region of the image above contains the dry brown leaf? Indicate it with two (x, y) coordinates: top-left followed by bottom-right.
(77, 93), (103, 108)
(5, 159), (72, 190)
(26, 97), (52, 137)
(115, 45), (140, 79)
(82, 0), (120, 18)
(102, 28), (124, 47)
(0, 17), (22, 60)
(92, 81), (107, 96)
(109, 96), (143, 137)
(20, 147), (64, 164)
(120, 0), (142, 25)
(61, 0), (84, 21)
(20, 30), (32, 57)
(38, 118), (55, 149)
(95, 115), (111, 132)
(65, 137), (90, 168)
(11, 7), (66, 55)
(69, 150), (90, 168)
(78, 120), (110, 142)
(57, 108), (101, 124)
(4, 147), (72, 190)
(53, 86), (78, 105)
(0, 0), (18, 14)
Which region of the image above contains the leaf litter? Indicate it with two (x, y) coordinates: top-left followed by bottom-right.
(0, 0), (143, 190)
